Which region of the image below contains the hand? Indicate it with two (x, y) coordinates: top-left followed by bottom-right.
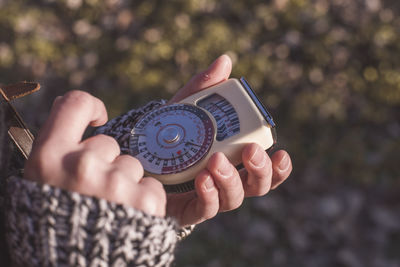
(24, 91), (166, 217)
(167, 55), (293, 226)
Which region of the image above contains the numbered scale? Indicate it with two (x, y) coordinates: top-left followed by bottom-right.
(129, 77), (277, 193)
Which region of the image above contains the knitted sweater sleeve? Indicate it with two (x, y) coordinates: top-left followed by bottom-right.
(4, 176), (178, 267)
(3, 100), (179, 267)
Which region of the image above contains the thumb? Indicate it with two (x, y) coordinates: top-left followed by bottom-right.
(169, 54), (232, 103)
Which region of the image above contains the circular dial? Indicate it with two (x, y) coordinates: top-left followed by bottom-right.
(129, 104), (215, 175)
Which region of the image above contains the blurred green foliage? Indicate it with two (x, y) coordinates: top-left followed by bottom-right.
(1, 0), (398, 184)
(1, 0), (399, 266)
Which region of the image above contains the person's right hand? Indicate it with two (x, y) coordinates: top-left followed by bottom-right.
(166, 55), (292, 227)
(24, 91), (166, 217)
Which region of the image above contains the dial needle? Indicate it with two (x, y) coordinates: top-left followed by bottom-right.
(185, 141), (202, 148)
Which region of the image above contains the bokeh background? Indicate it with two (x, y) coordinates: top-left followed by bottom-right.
(1, 0), (399, 266)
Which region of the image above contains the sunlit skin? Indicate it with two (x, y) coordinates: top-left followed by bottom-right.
(24, 55), (292, 226)
(167, 55), (292, 226)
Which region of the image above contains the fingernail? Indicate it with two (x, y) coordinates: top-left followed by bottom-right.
(217, 155), (233, 177)
(278, 153), (290, 171)
(250, 146), (266, 168)
(203, 175), (215, 191)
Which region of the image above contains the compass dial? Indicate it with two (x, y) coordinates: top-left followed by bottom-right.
(129, 104), (215, 175)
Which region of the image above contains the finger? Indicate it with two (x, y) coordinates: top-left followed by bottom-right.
(207, 152), (244, 212)
(61, 149), (109, 194)
(240, 143), (273, 197)
(166, 190), (197, 225)
(192, 170), (219, 222)
(103, 171), (166, 217)
(171, 170), (220, 226)
(270, 150), (292, 189)
(137, 177), (167, 216)
(81, 134), (121, 162)
(51, 95), (63, 109)
(169, 54), (232, 103)
(38, 90), (108, 146)
(111, 154), (144, 182)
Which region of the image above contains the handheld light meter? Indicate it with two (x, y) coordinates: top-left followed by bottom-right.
(129, 77), (276, 193)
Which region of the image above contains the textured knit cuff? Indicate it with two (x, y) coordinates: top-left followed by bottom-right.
(4, 176), (178, 267)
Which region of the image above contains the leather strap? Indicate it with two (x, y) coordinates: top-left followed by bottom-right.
(1, 82), (40, 159)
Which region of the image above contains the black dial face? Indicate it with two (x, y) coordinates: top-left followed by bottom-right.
(129, 104), (215, 175)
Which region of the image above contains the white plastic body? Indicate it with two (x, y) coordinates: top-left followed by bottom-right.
(146, 78), (275, 185)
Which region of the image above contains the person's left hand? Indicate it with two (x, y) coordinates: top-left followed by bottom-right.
(167, 55), (293, 227)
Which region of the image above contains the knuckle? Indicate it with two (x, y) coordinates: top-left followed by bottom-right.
(249, 165), (273, 183)
(62, 90), (94, 109)
(107, 168), (124, 181)
(137, 193), (161, 214)
(146, 178), (165, 196)
(249, 186), (269, 197)
(97, 134), (118, 145)
(123, 155), (144, 176)
(195, 71), (212, 83)
(138, 178), (166, 213)
(202, 208), (218, 221)
(64, 90), (91, 100)
(97, 134), (120, 151)
(74, 150), (96, 183)
(257, 187), (270, 196)
(131, 157), (144, 174)
(246, 176), (271, 197)
(105, 170), (126, 198)
(217, 170), (241, 191)
(233, 196), (244, 210)
(220, 195), (243, 212)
